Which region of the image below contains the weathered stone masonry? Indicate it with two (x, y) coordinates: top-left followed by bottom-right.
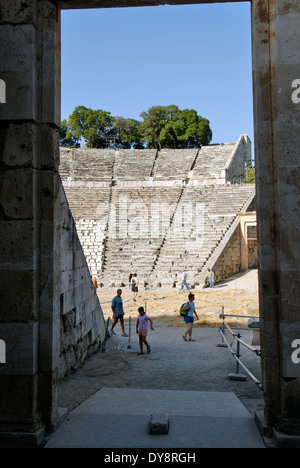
(60, 138), (255, 287)
(0, 0), (105, 445)
(0, 0), (300, 447)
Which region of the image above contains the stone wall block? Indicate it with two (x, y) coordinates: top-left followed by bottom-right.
(0, 0), (37, 26)
(277, 114), (300, 167)
(39, 268), (60, 323)
(61, 287), (76, 315)
(279, 271), (300, 322)
(81, 310), (93, 340)
(0, 24), (37, 121)
(75, 301), (85, 327)
(0, 220), (37, 270)
(0, 269), (38, 322)
(39, 318), (60, 372)
(37, 368), (59, 426)
(0, 321), (38, 375)
(1, 122), (38, 168)
(40, 124), (60, 170)
(0, 168), (36, 219)
(40, 170), (61, 222)
(40, 221), (61, 273)
(37, 1), (61, 126)
(91, 308), (104, 343)
(0, 374), (40, 432)
(282, 379), (300, 421)
(276, 12), (300, 66)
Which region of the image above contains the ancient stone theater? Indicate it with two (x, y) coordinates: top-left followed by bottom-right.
(0, 0), (300, 448)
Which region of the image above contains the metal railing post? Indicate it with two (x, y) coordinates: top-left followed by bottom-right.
(217, 306), (227, 347)
(228, 332), (246, 381)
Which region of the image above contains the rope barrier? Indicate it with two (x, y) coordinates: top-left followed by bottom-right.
(219, 311), (263, 390)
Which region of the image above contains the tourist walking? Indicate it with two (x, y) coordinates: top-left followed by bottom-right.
(182, 293), (199, 342)
(131, 273), (139, 301)
(136, 306), (154, 355)
(128, 273), (133, 290)
(92, 277), (98, 290)
(207, 268), (215, 288)
(111, 289), (128, 337)
(179, 270), (190, 293)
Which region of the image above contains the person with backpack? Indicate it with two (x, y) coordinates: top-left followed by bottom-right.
(181, 293), (199, 342)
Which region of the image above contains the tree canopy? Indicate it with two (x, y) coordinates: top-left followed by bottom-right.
(66, 106), (115, 148)
(60, 104), (212, 149)
(141, 105), (212, 149)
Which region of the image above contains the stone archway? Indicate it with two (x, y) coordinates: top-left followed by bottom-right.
(0, 0), (300, 446)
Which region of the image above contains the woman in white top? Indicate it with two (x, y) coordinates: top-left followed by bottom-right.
(131, 273), (139, 302)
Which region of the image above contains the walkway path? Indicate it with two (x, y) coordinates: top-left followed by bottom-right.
(46, 319), (265, 448)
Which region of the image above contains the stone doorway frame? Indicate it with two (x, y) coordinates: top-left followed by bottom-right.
(0, 0), (300, 445)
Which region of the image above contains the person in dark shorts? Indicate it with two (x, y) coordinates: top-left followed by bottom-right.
(131, 273), (139, 302)
(111, 289), (128, 337)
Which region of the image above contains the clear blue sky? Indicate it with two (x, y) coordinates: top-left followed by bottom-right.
(61, 2), (253, 147)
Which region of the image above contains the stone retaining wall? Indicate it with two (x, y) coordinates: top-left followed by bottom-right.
(59, 184), (106, 378)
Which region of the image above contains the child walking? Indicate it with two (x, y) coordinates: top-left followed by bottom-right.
(136, 306), (154, 355)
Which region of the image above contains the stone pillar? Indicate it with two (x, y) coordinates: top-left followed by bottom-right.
(240, 213), (257, 270)
(0, 0), (61, 446)
(252, 0), (300, 436)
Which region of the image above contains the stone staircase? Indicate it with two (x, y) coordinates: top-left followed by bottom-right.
(60, 148), (116, 181)
(153, 148), (199, 179)
(193, 143), (236, 178)
(99, 185), (183, 284)
(114, 149), (157, 180)
(62, 186), (111, 278)
(149, 184), (255, 285)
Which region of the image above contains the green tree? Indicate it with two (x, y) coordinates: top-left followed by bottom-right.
(68, 106), (115, 148)
(59, 119), (79, 147)
(113, 117), (143, 149)
(140, 105), (212, 149)
(140, 105), (174, 150)
(177, 109), (212, 148)
(62, 104), (213, 150)
(244, 166), (255, 183)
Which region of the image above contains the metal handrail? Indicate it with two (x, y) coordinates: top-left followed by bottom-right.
(219, 312), (263, 390)
(223, 319), (261, 357)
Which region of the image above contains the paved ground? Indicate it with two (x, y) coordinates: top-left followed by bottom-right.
(46, 388), (265, 449)
(45, 270), (265, 448)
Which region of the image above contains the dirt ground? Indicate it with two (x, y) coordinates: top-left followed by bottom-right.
(97, 281), (259, 329)
(58, 270), (263, 417)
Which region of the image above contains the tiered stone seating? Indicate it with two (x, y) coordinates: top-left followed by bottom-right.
(59, 148), (73, 179)
(150, 184), (255, 282)
(60, 148), (116, 181)
(153, 149), (199, 179)
(63, 187), (111, 221)
(59, 136), (255, 285)
(193, 143), (236, 178)
(101, 186), (182, 283)
(63, 187), (111, 277)
(114, 149), (157, 179)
